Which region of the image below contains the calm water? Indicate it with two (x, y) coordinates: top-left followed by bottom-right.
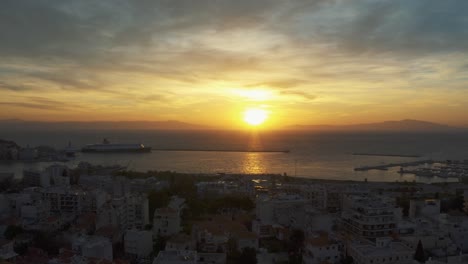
(1, 130), (468, 183)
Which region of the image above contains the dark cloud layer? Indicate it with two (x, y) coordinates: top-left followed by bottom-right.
(2, 0), (466, 60)
(1, 0), (467, 124)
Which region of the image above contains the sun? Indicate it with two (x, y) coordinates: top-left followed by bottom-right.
(244, 108), (268, 126)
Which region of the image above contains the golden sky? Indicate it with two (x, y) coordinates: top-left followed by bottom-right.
(1, 0), (468, 129)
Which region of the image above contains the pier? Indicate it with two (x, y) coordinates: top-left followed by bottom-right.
(152, 148), (290, 153)
(354, 160), (435, 171)
(352, 153), (421, 158)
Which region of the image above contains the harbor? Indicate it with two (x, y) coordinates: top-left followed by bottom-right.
(352, 152), (421, 158)
(354, 160), (435, 171)
(355, 159), (468, 180)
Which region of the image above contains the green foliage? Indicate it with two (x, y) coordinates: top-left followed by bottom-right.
(460, 177), (468, 184)
(288, 229), (305, 264)
(441, 195), (464, 213)
(239, 247), (257, 264)
(153, 234), (167, 255)
(183, 195), (254, 223)
(0, 178), (12, 192)
(396, 196), (410, 217)
(148, 190), (170, 218)
(227, 241), (257, 264)
(206, 196), (255, 213)
(14, 243), (28, 255)
(260, 238), (285, 253)
(3, 225), (23, 240)
(33, 232), (64, 255)
(288, 229), (305, 252)
(414, 240), (425, 262)
(226, 238), (240, 259)
(341, 256), (354, 264)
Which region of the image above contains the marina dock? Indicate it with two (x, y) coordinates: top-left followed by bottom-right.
(354, 160), (435, 171)
(352, 153), (421, 158)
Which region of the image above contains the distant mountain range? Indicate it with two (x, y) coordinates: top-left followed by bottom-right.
(0, 119), (209, 130)
(0, 119), (464, 132)
(289, 119), (463, 132)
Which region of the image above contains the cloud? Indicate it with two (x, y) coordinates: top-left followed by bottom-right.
(0, 96), (86, 112)
(1, 0), (468, 124)
(279, 90), (318, 101)
(251, 79), (305, 89)
(0, 102), (60, 110)
(0, 81), (33, 91)
(2, 0), (467, 62)
(316, 0), (468, 56)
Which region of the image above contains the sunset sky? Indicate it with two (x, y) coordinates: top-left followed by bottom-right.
(1, 0), (468, 129)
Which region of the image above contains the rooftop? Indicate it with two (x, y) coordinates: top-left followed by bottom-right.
(154, 250), (197, 262)
(351, 240), (413, 257)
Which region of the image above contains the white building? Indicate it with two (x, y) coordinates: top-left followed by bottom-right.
(348, 237), (414, 264)
(409, 199), (440, 220)
(125, 229), (153, 258)
(196, 180), (255, 198)
(152, 252), (227, 264)
(255, 194), (307, 229)
(168, 196), (186, 211)
(18, 146), (37, 160)
(45, 164), (71, 186)
(22, 169), (50, 187)
(197, 253), (226, 264)
(0, 239), (18, 261)
(41, 186), (105, 215)
(341, 195), (400, 239)
(125, 194), (150, 229)
(98, 194), (149, 231)
(20, 200), (50, 229)
(166, 234), (195, 251)
(153, 196), (185, 237)
(192, 215), (257, 253)
(23, 165), (71, 188)
(153, 207), (181, 237)
(302, 232), (342, 264)
(153, 250), (197, 264)
(130, 177), (170, 194)
(426, 254), (468, 264)
(280, 184), (327, 209)
(72, 235), (113, 261)
(464, 190), (468, 214)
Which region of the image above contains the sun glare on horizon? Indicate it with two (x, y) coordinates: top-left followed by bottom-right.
(244, 108), (268, 126)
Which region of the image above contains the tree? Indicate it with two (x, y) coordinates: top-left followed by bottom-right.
(341, 256), (354, 264)
(239, 247), (257, 264)
(288, 229), (305, 264)
(153, 234), (167, 255)
(289, 229), (305, 252)
(147, 190), (170, 217)
(414, 240), (425, 263)
(227, 238), (240, 259)
(3, 225), (23, 240)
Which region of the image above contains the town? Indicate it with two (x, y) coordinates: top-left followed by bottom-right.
(0, 160), (467, 264)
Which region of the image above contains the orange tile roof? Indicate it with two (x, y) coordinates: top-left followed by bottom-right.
(307, 232), (332, 247)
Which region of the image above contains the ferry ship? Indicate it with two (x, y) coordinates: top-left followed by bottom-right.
(82, 139), (151, 153)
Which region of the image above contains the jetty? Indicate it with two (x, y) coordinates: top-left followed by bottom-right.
(152, 148), (290, 153)
(352, 153), (421, 158)
(354, 160), (435, 171)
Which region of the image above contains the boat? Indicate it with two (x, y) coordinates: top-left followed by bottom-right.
(64, 141), (79, 157)
(81, 138), (151, 153)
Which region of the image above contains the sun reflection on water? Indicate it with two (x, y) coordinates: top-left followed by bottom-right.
(242, 152), (266, 174)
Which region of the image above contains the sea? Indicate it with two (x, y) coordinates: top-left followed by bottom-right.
(1, 129), (468, 183)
